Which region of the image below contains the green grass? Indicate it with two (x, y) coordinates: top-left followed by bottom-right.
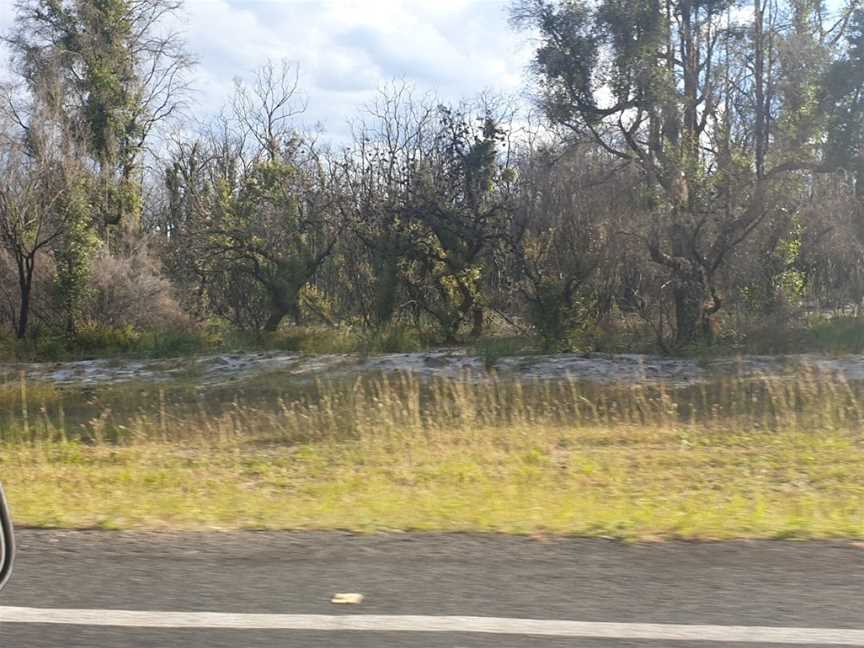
(2, 373), (864, 539)
(0, 322), (437, 362)
(0, 326), (214, 362)
(4, 425), (863, 538)
(681, 314), (864, 357)
(470, 336), (539, 368)
(4, 312), (864, 363)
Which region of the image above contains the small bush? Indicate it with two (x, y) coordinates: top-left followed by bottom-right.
(471, 336), (536, 368)
(83, 240), (190, 332)
(141, 330), (210, 358)
(801, 316), (864, 354)
(72, 324), (142, 355)
(294, 328), (361, 354)
(360, 325), (424, 354)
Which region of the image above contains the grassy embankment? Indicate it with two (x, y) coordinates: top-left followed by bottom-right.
(1, 371), (863, 539)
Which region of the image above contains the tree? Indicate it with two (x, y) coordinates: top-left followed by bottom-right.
(401, 105), (513, 341)
(164, 62), (342, 332)
(7, 0), (192, 230)
(342, 88), (514, 341)
(825, 8), (864, 197)
(0, 68), (99, 338)
(342, 84), (437, 327)
(0, 146), (65, 338)
(512, 0), (842, 346)
(509, 141), (635, 350)
(199, 154), (341, 331)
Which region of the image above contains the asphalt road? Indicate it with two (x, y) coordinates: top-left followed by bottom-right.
(1, 530), (863, 647)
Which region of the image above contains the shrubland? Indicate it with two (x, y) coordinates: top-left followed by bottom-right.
(1, 1), (863, 358)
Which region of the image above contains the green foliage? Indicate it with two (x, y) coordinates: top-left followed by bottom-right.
(71, 323), (142, 354)
(359, 325), (424, 354)
(142, 330), (210, 358)
(53, 176), (100, 334)
(471, 336), (536, 369)
(774, 217), (806, 302)
(0, 332), (75, 363)
(171, 141), (338, 332)
(513, 0), (844, 346)
(0, 325), (212, 362)
(10, 0), (187, 228)
(248, 325), (426, 355)
(524, 278), (604, 352)
(278, 328), (361, 354)
(824, 9), (864, 194)
(399, 108), (509, 341)
(299, 284), (336, 325)
(5, 0), (864, 361)
(686, 313), (864, 356)
(801, 317), (864, 354)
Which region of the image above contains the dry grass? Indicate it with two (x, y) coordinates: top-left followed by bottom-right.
(2, 373), (863, 538)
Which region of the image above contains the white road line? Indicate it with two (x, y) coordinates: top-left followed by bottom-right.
(1, 607), (864, 645)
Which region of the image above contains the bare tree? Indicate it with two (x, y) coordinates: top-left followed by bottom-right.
(0, 141), (65, 338)
(233, 60), (307, 163)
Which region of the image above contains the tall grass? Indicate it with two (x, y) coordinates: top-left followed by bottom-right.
(3, 370), (864, 536)
(2, 370), (863, 447)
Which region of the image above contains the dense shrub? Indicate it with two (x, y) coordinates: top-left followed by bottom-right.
(82, 240), (189, 331)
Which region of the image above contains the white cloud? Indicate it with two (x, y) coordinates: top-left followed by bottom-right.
(0, 0), (534, 143)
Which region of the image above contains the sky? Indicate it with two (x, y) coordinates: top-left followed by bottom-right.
(0, 1), (536, 144)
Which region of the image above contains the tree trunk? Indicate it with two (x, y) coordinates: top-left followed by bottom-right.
(470, 306), (484, 338)
(442, 329), (459, 345)
(855, 159), (864, 200)
(15, 257), (34, 340)
(263, 280), (302, 332)
(671, 270), (708, 346)
(16, 280), (31, 340)
(753, 0), (767, 179)
(264, 300), (301, 332)
(649, 224), (717, 347)
(373, 256), (400, 325)
(264, 308), (286, 332)
(455, 280), (481, 339)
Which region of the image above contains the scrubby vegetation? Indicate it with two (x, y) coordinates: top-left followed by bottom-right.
(2, 372), (864, 537)
(1, 0), (864, 359)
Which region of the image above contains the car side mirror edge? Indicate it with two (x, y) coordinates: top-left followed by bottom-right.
(0, 482), (14, 592)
